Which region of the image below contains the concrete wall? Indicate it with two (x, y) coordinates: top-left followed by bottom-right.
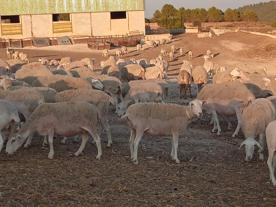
(128, 11), (145, 34)
(0, 10), (145, 39)
(110, 18), (129, 35)
(71, 13), (91, 36)
(21, 15), (32, 37)
(31, 14), (52, 37)
(91, 12), (111, 36)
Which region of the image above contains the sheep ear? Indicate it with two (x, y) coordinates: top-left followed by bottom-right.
(239, 140), (246, 149)
(254, 140), (263, 150)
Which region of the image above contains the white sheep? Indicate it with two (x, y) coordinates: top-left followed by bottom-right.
(121, 46), (128, 55)
(136, 44), (142, 51)
(38, 57), (49, 65)
(116, 80), (164, 116)
(115, 50), (123, 57)
(188, 50), (193, 59)
(18, 52), (29, 63)
(178, 69), (192, 98)
(121, 99), (203, 164)
(55, 89), (115, 147)
(169, 51), (175, 62)
(198, 82), (256, 137)
(179, 48), (184, 56)
(265, 120), (276, 186)
(102, 49), (109, 57)
(12, 51), (19, 60)
(171, 45), (176, 54)
(180, 60), (192, 75)
(6, 102), (103, 160)
(240, 98), (275, 161)
(0, 100), (20, 152)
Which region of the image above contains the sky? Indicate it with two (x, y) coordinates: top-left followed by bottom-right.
(145, 0), (272, 17)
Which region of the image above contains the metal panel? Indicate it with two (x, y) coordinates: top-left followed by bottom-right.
(0, 0), (145, 15)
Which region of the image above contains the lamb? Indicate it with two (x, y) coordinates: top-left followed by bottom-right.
(116, 80), (164, 116)
(49, 59), (59, 67)
(12, 51), (20, 60)
(121, 99), (203, 164)
(55, 89), (114, 147)
(121, 46), (128, 55)
(6, 102), (103, 160)
(240, 98), (275, 161)
(38, 57), (49, 65)
(136, 44), (142, 51)
(178, 69), (192, 98)
(0, 100), (20, 152)
(116, 50), (123, 57)
(57, 57), (71, 69)
(102, 49), (109, 57)
(18, 52), (29, 63)
(265, 120), (276, 186)
(198, 81), (255, 137)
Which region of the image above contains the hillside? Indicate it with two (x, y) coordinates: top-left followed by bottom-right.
(239, 1), (276, 22)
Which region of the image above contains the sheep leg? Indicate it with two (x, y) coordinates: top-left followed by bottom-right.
(211, 111), (221, 135)
(267, 149), (276, 186)
(102, 119), (112, 147)
(61, 137), (68, 144)
(129, 129), (136, 160)
(132, 130), (144, 165)
(48, 131), (55, 160)
(170, 138), (175, 159)
(172, 132), (180, 164)
(75, 134), (89, 156)
(258, 134), (265, 161)
(232, 108), (242, 137)
(24, 136), (33, 148)
(42, 136), (48, 148)
(87, 129), (102, 160)
(0, 132), (3, 152)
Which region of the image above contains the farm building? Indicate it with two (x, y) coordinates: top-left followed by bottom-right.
(0, 0), (145, 39)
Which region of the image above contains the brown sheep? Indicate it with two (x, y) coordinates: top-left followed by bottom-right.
(178, 69), (192, 99)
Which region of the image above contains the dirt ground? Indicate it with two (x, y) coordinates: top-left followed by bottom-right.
(0, 32), (276, 207)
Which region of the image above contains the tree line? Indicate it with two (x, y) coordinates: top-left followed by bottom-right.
(150, 4), (259, 29)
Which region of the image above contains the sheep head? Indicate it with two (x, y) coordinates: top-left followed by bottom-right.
(189, 99), (203, 117)
(239, 138), (262, 161)
(6, 134), (27, 155)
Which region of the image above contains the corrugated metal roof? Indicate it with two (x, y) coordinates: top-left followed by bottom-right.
(0, 0), (145, 15)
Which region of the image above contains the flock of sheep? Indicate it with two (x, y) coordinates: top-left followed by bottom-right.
(1, 36), (276, 187)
